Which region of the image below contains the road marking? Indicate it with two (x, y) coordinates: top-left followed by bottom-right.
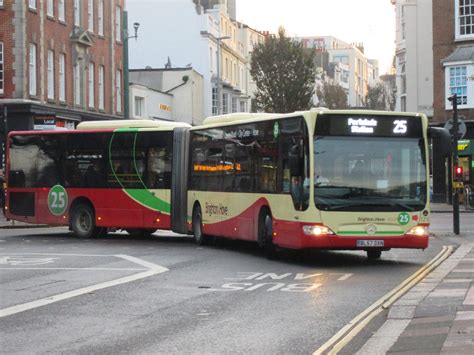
(314, 245), (454, 355)
(0, 256), (59, 266)
(0, 268), (148, 271)
(336, 273), (353, 281)
(0, 255), (169, 318)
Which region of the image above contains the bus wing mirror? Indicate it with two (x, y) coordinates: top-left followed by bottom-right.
(289, 145), (303, 176)
(428, 127), (452, 157)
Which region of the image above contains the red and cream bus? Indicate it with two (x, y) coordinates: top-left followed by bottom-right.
(170, 110), (449, 259)
(5, 119), (189, 238)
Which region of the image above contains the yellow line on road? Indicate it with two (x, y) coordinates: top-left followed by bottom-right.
(314, 245), (454, 355)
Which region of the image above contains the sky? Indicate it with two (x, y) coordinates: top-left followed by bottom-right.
(127, 0), (396, 75)
(236, 0), (396, 74)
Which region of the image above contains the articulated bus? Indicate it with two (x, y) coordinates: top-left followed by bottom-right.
(6, 110), (449, 259)
(5, 119), (190, 237)
(170, 110), (450, 259)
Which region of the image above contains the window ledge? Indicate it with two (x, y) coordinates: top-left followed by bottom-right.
(47, 15), (55, 21)
(454, 36), (474, 43)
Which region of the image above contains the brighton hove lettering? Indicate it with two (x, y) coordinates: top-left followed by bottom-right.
(205, 202), (228, 216)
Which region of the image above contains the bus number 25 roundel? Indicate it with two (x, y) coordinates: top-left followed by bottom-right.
(48, 185), (69, 216)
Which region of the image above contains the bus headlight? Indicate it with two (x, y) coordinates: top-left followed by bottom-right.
(407, 226), (429, 236)
(303, 225), (335, 236)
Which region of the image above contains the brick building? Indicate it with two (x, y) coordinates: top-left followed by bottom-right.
(432, 0), (474, 201)
(0, 0), (125, 170)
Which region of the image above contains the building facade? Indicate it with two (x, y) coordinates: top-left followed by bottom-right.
(392, 0), (434, 117)
(128, 0), (263, 119)
(298, 36), (377, 108)
(432, 0), (474, 201)
(0, 0), (126, 171)
(130, 67), (204, 124)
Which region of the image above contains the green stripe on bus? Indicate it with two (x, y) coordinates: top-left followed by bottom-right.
(114, 128), (140, 133)
(125, 189), (171, 214)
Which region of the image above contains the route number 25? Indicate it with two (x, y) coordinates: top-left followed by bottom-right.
(50, 191), (66, 209)
(393, 120), (407, 134)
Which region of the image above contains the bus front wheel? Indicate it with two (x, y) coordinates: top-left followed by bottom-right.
(70, 203), (100, 238)
(192, 205), (208, 245)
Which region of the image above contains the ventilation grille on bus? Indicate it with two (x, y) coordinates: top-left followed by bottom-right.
(9, 192), (35, 217)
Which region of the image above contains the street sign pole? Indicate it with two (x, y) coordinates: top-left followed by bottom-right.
(448, 94), (460, 235)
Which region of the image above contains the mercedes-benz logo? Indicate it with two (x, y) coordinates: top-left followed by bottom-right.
(366, 224), (377, 235)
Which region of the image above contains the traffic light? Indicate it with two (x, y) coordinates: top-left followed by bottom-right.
(454, 166), (463, 182)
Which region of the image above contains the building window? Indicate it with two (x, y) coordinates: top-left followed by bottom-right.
(88, 0), (94, 32)
(116, 70), (122, 112)
(74, 63), (81, 106)
(446, 65), (472, 108)
(98, 0), (104, 36)
(456, 0), (474, 39)
(29, 44), (37, 96)
(134, 96), (144, 117)
(74, 0), (80, 27)
(59, 54), (65, 101)
(0, 0), (4, 7)
(0, 42), (3, 94)
(212, 87), (218, 115)
(232, 97), (238, 113)
(58, 0), (65, 22)
(240, 101), (246, 113)
(115, 6), (121, 42)
(47, 50), (54, 100)
(29, 0), (36, 10)
(47, 0), (54, 17)
(222, 93), (229, 114)
(88, 63), (94, 108)
(98, 65), (104, 110)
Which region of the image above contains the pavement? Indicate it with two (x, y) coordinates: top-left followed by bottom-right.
(0, 204), (473, 354)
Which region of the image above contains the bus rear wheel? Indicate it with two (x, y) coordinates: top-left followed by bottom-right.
(367, 250), (382, 260)
(70, 203), (100, 238)
(259, 210), (277, 259)
(192, 205), (208, 245)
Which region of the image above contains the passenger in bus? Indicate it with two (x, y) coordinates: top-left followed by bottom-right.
(84, 161), (102, 187)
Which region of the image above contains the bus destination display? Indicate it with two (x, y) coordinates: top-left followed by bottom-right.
(316, 114), (423, 138)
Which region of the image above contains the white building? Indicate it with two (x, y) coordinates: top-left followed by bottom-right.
(298, 36), (378, 107)
(130, 68), (204, 125)
(392, 0), (433, 117)
(128, 0), (263, 119)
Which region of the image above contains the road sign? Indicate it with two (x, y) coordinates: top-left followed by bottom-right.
(444, 118), (467, 139)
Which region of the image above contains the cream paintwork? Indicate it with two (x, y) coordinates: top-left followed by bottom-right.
(188, 109), (431, 244)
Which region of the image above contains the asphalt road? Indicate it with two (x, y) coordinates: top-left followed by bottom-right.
(0, 227), (448, 354)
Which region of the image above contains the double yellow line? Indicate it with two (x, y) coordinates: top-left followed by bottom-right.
(314, 245), (454, 355)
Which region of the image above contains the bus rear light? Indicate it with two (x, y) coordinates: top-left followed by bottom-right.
(156, 218), (160, 223)
(97, 217), (102, 221)
(407, 226), (429, 236)
(303, 225), (334, 236)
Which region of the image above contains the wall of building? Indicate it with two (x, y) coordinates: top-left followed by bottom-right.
(394, 0), (433, 117)
(432, 0), (474, 124)
(130, 83), (173, 121)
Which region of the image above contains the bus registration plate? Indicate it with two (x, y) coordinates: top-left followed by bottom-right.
(357, 240), (384, 247)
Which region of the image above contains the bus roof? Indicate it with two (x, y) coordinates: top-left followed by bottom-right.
(77, 119), (191, 130)
(200, 109), (424, 127)
(202, 113), (284, 125)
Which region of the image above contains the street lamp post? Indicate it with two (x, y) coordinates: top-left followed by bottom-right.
(123, 11), (140, 119)
(201, 31), (230, 116)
